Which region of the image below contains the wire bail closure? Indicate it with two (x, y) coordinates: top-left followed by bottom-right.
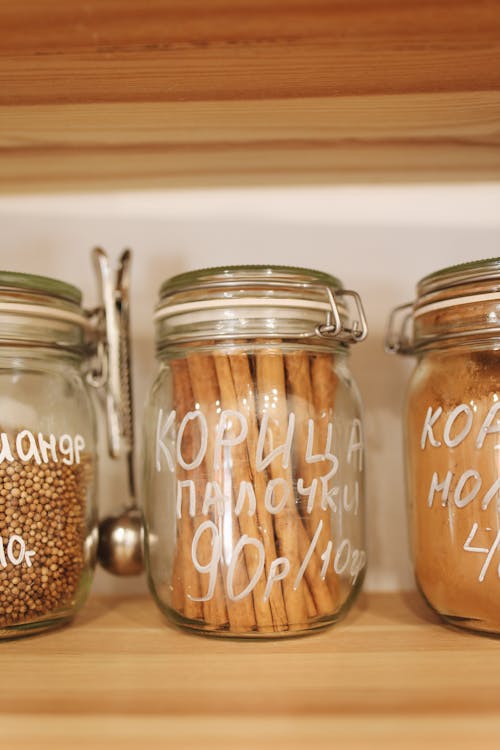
(86, 249), (135, 490)
(385, 301), (414, 354)
(316, 288), (368, 343)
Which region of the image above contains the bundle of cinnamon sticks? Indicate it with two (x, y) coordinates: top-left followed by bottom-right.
(170, 345), (341, 635)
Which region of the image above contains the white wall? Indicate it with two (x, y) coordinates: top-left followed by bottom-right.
(1, 183), (499, 594)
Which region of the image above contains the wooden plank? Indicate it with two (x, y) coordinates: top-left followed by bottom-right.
(2, 0), (500, 104)
(1, 593), (500, 749)
(1, 0), (500, 188)
(1, 92), (500, 190)
(2, 715), (500, 750)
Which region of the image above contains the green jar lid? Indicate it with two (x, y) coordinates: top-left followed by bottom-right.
(0, 270), (82, 307)
(159, 265), (342, 301)
(418, 257), (500, 296)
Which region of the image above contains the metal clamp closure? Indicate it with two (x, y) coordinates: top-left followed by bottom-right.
(86, 249), (135, 486)
(385, 302), (414, 355)
(316, 288), (368, 343)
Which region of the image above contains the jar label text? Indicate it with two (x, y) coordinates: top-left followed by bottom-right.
(420, 400), (500, 584)
(156, 407), (366, 604)
(0, 430), (85, 466)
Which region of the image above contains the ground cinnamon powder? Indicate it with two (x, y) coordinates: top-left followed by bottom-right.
(406, 347), (500, 633)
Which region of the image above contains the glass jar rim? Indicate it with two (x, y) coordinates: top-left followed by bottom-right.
(158, 264), (342, 301)
(417, 257), (500, 298)
(0, 269), (94, 355)
(387, 256), (500, 355)
(155, 264), (367, 347)
(0, 270), (82, 306)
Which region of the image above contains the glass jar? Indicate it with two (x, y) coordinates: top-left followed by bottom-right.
(0, 250), (133, 638)
(143, 265), (368, 637)
(0, 270), (99, 638)
(387, 257), (500, 635)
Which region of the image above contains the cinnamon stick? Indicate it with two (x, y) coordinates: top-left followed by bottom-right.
(188, 352), (256, 633)
(255, 346), (310, 628)
(229, 352), (289, 632)
(303, 577), (317, 619)
(310, 351), (341, 601)
(263, 349), (339, 618)
(214, 353), (274, 632)
(171, 359), (204, 621)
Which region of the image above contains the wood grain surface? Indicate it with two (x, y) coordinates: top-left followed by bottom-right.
(1, 0), (499, 190)
(2, 592), (500, 749)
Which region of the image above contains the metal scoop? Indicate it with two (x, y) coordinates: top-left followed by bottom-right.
(90, 248), (144, 576)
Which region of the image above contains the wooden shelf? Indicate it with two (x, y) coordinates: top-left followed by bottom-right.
(3, 592), (500, 749)
(1, 1), (500, 191)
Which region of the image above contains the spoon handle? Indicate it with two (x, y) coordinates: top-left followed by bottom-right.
(92, 248), (136, 505)
(116, 249), (136, 503)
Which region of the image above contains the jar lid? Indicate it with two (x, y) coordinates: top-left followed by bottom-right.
(0, 269), (91, 334)
(417, 257), (500, 297)
(0, 270), (82, 306)
(159, 264), (342, 299)
(387, 256), (500, 354)
(155, 264), (367, 347)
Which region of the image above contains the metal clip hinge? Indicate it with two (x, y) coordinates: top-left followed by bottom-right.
(316, 287), (368, 343)
(87, 248), (135, 489)
(385, 302), (414, 355)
